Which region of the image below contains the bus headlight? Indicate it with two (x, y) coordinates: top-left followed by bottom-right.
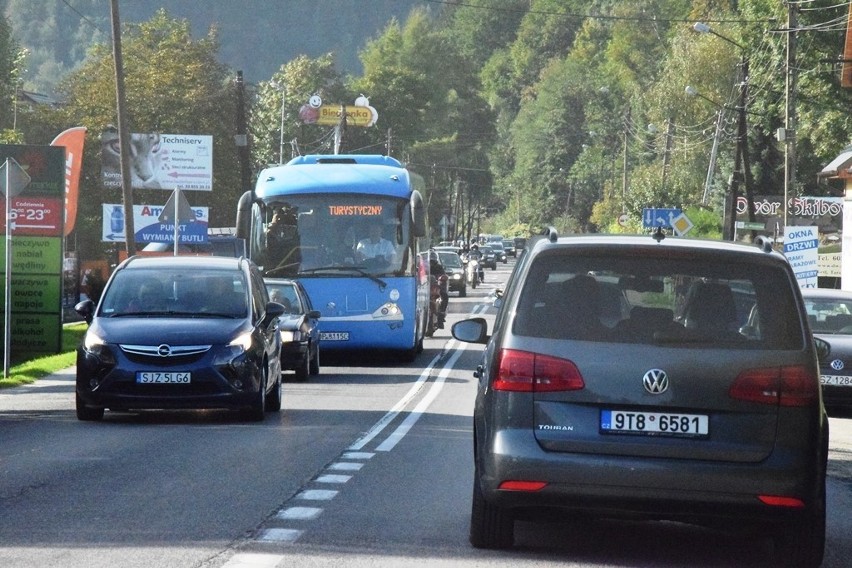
(372, 302), (403, 320)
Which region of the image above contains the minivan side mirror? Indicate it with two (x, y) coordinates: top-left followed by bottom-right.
(452, 317), (489, 344)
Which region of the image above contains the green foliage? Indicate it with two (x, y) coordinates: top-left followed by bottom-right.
(5, 0), (852, 270)
(0, 13), (24, 132)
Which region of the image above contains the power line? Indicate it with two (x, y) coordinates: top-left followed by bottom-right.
(423, 0), (773, 25)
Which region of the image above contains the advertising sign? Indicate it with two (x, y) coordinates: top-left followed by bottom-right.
(734, 195), (842, 278)
(0, 144), (64, 355)
(784, 226), (820, 288)
(102, 203), (209, 244)
(101, 131), (213, 191)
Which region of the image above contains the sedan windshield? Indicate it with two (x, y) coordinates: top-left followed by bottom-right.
(99, 268), (248, 317)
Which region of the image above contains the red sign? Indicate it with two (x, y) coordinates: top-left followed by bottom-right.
(0, 196), (63, 236)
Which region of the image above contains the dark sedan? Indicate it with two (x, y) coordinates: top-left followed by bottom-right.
(802, 287), (852, 412)
(74, 256), (285, 422)
(265, 278), (321, 381)
(479, 244), (498, 269)
(436, 250), (466, 297)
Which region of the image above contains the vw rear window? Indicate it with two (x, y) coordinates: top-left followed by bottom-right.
(512, 251), (803, 349)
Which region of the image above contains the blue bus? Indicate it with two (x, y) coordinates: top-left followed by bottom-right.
(236, 155), (429, 359)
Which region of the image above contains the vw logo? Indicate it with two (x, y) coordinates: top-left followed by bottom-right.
(643, 369), (669, 394)
(157, 344), (172, 357)
(831, 359), (845, 371)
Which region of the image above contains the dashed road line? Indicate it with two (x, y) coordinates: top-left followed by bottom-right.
(221, 303), (491, 567)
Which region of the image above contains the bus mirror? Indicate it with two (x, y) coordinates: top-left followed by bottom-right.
(236, 191), (253, 239)
(411, 190), (426, 237)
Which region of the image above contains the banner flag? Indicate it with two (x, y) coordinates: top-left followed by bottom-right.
(50, 126), (87, 236)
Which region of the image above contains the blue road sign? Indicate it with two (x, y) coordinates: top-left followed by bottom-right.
(642, 207), (683, 228)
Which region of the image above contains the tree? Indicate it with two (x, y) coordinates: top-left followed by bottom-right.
(45, 9), (241, 262)
(249, 54), (347, 167)
(0, 13), (25, 143)
(352, 7), (495, 237)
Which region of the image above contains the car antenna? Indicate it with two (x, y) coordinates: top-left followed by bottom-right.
(651, 226), (666, 243)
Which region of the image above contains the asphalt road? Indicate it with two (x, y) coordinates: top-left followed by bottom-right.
(1, 258), (851, 568)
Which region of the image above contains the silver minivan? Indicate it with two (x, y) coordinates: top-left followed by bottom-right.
(453, 231), (827, 566)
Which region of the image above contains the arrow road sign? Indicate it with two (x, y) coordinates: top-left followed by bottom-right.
(642, 207), (682, 228)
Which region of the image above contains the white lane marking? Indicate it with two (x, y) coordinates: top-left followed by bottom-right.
(375, 342), (467, 452)
(256, 528), (303, 542)
(328, 461), (363, 471)
(296, 489), (338, 500)
(276, 507), (323, 520)
(347, 350), (442, 451)
(315, 473), (352, 483)
(222, 552), (284, 567)
(342, 451), (375, 460)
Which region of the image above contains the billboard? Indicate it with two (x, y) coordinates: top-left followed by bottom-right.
(102, 203), (209, 244)
(101, 130), (213, 191)
(0, 144), (65, 355)
(734, 195), (842, 278)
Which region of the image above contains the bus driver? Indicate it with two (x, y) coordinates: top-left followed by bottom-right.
(356, 223), (396, 266)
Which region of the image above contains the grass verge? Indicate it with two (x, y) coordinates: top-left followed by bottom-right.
(0, 323), (87, 389)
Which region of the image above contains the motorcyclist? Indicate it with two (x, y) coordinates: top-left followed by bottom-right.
(468, 243), (485, 283)
(429, 250), (448, 329)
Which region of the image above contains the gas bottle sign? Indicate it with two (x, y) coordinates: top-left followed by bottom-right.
(101, 203), (209, 243)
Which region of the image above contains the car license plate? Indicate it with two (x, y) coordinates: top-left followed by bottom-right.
(320, 332), (349, 341)
(601, 410), (708, 437)
(821, 375), (852, 386)
(136, 372), (191, 384)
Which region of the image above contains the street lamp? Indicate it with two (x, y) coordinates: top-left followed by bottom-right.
(270, 81), (287, 164)
(691, 22), (753, 241)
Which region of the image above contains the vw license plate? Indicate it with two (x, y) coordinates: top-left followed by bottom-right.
(137, 372), (191, 384)
(601, 410), (708, 437)
(821, 375), (852, 387)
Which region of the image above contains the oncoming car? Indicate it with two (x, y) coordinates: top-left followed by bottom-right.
(801, 287), (852, 412)
(74, 256), (285, 422)
(265, 278), (322, 381)
(453, 231), (827, 566)
(436, 250), (466, 297)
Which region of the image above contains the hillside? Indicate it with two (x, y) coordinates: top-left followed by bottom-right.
(3, 0), (425, 92)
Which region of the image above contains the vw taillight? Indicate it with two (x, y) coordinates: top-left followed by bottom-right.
(493, 349), (585, 392)
(729, 365), (818, 407)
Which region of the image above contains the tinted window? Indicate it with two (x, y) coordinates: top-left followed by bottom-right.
(100, 266), (247, 317)
(512, 251), (802, 349)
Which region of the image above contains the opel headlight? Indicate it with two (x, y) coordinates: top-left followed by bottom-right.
(229, 332), (254, 354)
(83, 330), (106, 352)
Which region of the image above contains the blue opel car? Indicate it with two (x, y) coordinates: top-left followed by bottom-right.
(74, 255), (285, 422)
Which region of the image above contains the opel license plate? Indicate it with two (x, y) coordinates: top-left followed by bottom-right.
(601, 410), (708, 437)
(137, 372), (191, 384)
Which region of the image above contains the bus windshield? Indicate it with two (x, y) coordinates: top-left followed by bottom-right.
(253, 194), (412, 278)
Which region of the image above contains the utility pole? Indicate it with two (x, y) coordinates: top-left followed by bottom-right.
(235, 71), (252, 201)
(726, 57), (756, 241)
(622, 106), (630, 205)
(702, 110), (724, 205)
(660, 118), (674, 194)
(109, 0), (135, 256)
(784, 3), (798, 229)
